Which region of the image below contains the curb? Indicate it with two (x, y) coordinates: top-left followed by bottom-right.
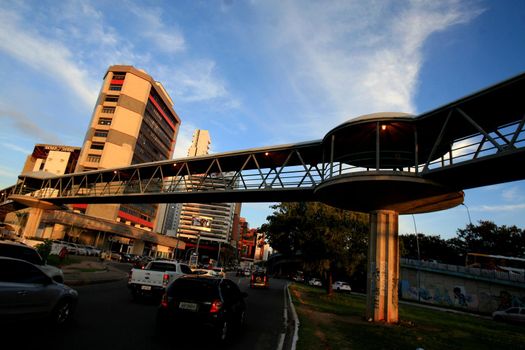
(280, 283), (299, 350)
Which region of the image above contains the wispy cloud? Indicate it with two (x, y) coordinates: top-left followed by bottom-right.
(0, 8), (99, 107)
(1, 142), (31, 155)
(126, 4), (186, 54)
(255, 0), (483, 138)
(0, 108), (60, 143)
(502, 186), (524, 202)
(471, 203), (525, 212)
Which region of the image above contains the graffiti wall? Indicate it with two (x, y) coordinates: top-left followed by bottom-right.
(400, 267), (525, 314)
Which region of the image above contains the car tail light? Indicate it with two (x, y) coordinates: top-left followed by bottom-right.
(160, 293), (170, 308)
(209, 299), (223, 313)
(162, 273), (169, 288)
(251, 274), (254, 282)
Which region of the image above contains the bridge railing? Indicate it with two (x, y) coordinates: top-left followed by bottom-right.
(401, 258), (525, 284)
(323, 119), (525, 179)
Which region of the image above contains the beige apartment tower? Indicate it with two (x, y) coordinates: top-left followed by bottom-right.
(75, 65), (181, 231)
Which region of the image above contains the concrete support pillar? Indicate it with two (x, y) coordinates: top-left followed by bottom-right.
(22, 208), (44, 238)
(366, 210), (399, 323)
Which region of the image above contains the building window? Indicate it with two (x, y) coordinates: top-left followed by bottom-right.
(86, 154), (101, 163)
(109, 84), (122, 91)
(94, 130), (108, 138)
(112, 73), (126, 80)
(90, 142), (105, 150)
(98, 118), (112, 125)
(102, 106), (115, 114)
(105, 95), (119, 102)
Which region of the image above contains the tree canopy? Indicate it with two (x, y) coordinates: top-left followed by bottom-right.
(400, 220), (525, 265)
(261, 202), (369, 293)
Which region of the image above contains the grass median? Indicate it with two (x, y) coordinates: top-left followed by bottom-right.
(290, 283), (525, 350)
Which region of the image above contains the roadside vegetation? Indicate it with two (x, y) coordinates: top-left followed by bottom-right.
(263, 202), (525, 293)
(291, 283), (525, 350)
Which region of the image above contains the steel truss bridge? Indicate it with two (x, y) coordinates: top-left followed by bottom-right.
(2, 72), (525, 210)
(2, 71), (525, 324)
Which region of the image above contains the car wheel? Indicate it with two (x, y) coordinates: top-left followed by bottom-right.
(51, 299), (74, 325)
(217, 321), (229, 341)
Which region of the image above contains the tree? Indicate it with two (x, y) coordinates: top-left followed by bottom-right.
(263, 202), (369, 294)
(456, 220), (525, 257)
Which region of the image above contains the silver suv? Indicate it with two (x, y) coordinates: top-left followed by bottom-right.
(0, 240), (64, 283)
(0, 257), (78, 325)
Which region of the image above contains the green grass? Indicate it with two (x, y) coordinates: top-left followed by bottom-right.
(290, 283), (525, 350)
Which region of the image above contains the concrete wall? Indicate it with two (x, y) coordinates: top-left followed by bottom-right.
(400, 266), (525, 314)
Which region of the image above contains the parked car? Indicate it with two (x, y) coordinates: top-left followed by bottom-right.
(157, 275), (247, 342)
(291, 272), (305, 283)
(332, 281), (351, 292)
(101, 251), (122, 261)
(492, 307), (525, 323)
(0, 240), (64, 283)
(308, 278), (322, 287)
(0, 257), (78, 326)
(250, 270), (269, 289)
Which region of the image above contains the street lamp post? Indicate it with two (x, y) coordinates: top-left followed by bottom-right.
(412, 215), (421, 303)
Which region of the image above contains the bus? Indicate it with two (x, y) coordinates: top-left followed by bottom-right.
(466, 253), (525, 276)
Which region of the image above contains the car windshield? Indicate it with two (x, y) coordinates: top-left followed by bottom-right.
(168, 278), (220, 301)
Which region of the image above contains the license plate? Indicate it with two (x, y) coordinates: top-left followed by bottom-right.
(179, 302), (198, 311)
(141, 285), (152, 291)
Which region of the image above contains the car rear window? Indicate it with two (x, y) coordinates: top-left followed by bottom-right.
(0, 243), (43, 265)
(168, 278), (219, 301)
(148, 262), (177, 271)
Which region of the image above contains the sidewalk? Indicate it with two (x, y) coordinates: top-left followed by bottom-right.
(61, 259), (129, 286)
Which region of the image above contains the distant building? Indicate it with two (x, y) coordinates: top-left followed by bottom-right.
(22, 144), (81, 176)
(4, 144), (81, 239)
(239, 218), (257, 262)
(157, 129), (241, 265)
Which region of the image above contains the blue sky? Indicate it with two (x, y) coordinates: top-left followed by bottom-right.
(1, 0), (524, 239)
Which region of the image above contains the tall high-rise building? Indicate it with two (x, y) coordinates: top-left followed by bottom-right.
(75, 65), (181, 231)
(158, 130), (241, 264)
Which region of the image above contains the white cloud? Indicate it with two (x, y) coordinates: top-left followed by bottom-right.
(126, 3), (186, 54)
(0, 9), (98, 107)
(255, 0), (483, 137)
(1, 142), (31, 155)
(154, 60), (239, 107)
(472, 203), (525, 212)
(502, 186), (524, 202)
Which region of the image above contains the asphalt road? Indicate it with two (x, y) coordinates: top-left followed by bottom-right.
(3, 268), (288, 350)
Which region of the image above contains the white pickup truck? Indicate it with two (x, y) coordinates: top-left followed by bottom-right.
(128, 260), (193, 299)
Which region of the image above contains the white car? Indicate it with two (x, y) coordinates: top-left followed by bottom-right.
(308, 278), (322, 287)
(492, 307), (525, 323)
(332, 281), (351, 292)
